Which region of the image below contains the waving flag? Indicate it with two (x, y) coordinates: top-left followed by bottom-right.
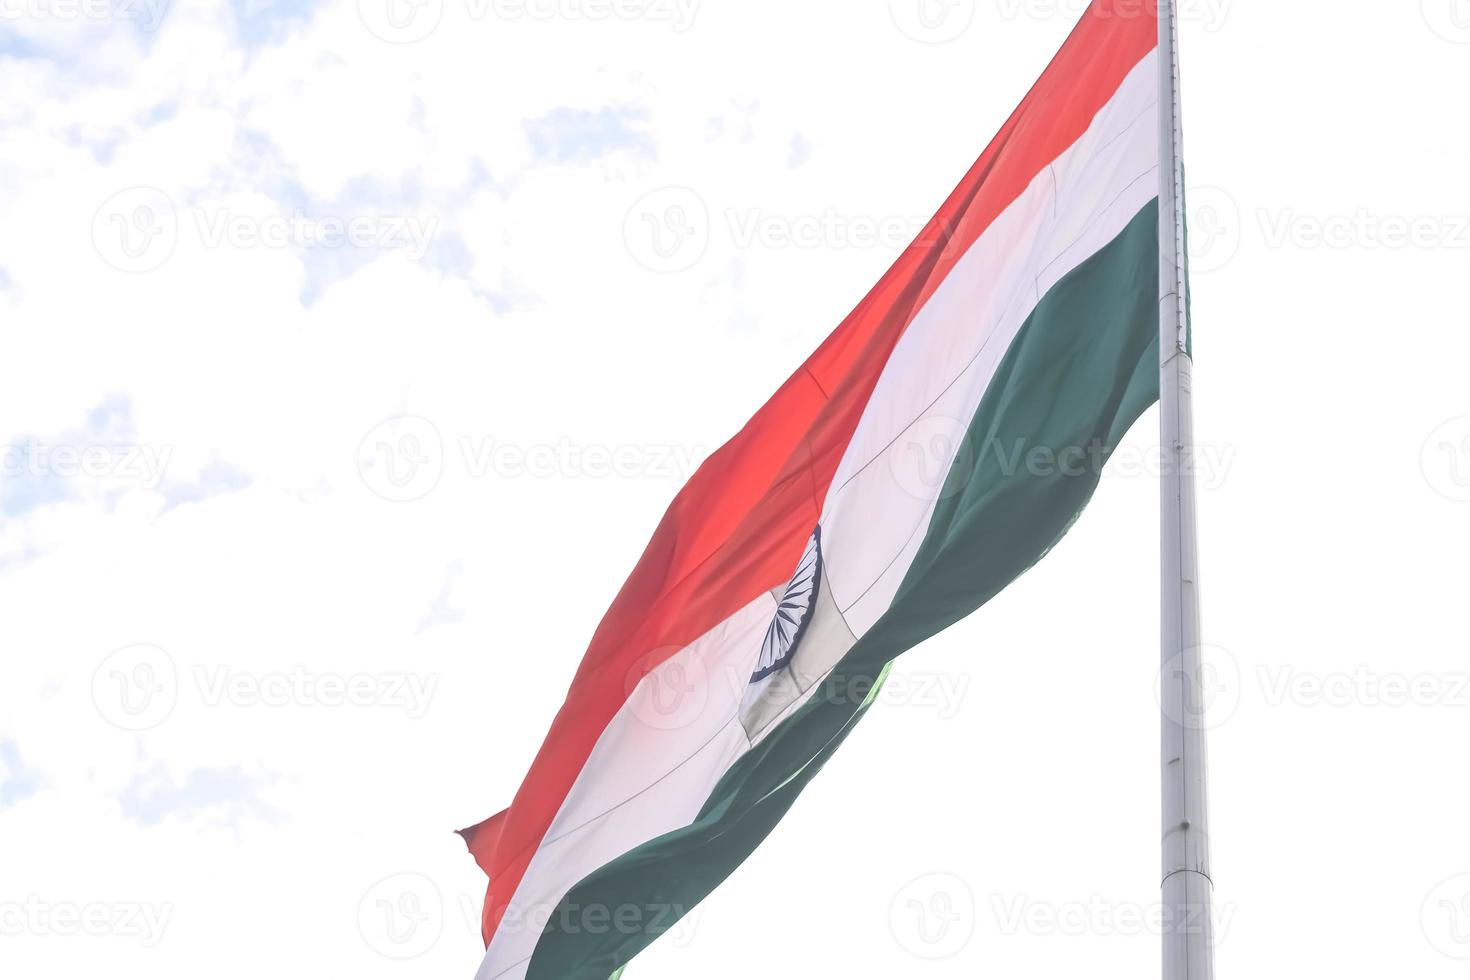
(464, 4), (1170, 977)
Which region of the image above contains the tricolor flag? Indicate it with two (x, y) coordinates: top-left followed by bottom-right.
(464, 4), (1180, 977)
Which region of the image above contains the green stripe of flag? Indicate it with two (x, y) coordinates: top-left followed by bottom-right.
(537, 199), (1165, 980)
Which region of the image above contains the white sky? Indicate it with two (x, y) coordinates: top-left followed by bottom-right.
(3, 1), (1469, 978)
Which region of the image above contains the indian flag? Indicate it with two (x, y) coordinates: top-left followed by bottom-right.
(464, 4), (1173, 977)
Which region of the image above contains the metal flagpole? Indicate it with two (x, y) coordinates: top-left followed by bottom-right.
(1157, 1), (1214, 979)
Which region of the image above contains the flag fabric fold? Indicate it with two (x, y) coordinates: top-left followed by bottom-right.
(464, 4), (1168, 977)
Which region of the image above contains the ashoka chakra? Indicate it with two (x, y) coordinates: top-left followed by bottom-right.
(750, 526), (822, 683)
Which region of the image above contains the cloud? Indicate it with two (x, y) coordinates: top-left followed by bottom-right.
(0, 395), (144, 519)
(0, 739), (44, 807)
(416, 560), (466, 634)
(0, 2), (168, 68)
(137, 99), (179, 126)
(787, 131), (811, 169)
(117, 764), (281, 828)
(231, 0), (317, 48)
(0, 449), (74, 517)
(189, 127), (496, 305)
(158, 459), (253, 512)
(0, 4), (1088, 978)
(523, 105), (655, 166)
